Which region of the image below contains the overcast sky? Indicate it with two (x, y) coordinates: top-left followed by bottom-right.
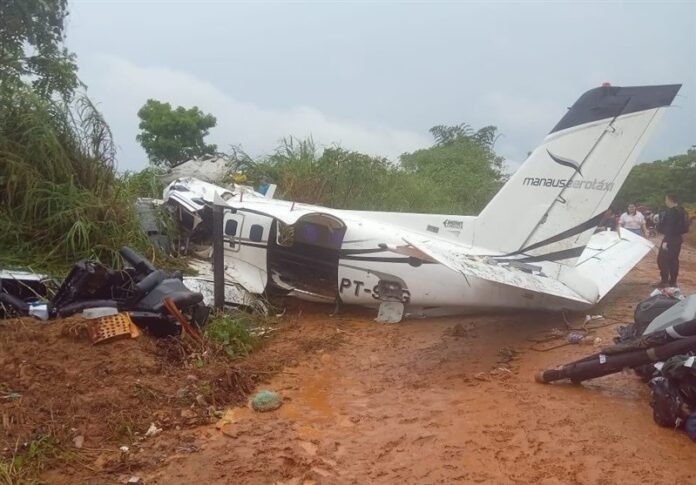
(67, 0), (695, 172)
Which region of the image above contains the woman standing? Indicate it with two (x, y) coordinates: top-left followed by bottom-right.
(619, 203), (648, 237)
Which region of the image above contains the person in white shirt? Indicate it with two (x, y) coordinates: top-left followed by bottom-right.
(619, 203), (648, 236)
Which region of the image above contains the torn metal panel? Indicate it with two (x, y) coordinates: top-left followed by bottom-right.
(182, 276), (268, 314)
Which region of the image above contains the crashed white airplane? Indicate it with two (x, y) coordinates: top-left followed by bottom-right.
(163, 83), (681, 322)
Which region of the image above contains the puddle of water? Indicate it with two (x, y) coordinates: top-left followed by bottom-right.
(301, 376), (334, 417)
(277, 366), (339, 438)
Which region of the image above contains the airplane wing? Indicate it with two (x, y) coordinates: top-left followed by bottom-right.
(397, 235), (592, 304)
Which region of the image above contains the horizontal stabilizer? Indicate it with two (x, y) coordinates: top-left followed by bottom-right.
(399, 235), (590, 304)
(574, 230), (654, 301)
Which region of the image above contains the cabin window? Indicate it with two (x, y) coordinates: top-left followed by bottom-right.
(250, 224), (264, 242)
(225, 219), (238, 236)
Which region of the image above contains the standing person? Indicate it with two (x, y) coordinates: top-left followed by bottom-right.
(656, 194), (690, 288)
(620, 203), (648, 236)
(597, 207), (620, 234)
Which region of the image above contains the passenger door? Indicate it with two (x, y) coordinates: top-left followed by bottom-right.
(221, 210), (272, 294)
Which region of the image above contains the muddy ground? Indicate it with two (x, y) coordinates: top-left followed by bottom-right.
(3, 238), (696, 484)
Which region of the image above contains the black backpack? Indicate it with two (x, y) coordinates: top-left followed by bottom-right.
(649, 376), (685, 428)
(679, 207), (691, 235)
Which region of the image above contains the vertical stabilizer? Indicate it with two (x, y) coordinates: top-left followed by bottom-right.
(474, 84), (681, 264)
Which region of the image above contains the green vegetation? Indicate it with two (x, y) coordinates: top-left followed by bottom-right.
(0, 0), (79, 101)
(204, 312), (261, 359)
(0, 0), (163, 275)
(0, 86), (152, 273)
(120, 166), (166, 199)
(0, 433), (62, 485)
(615, 148), (696, 210)
(136, 99), (217, 167)
(244, 124), (505, 215)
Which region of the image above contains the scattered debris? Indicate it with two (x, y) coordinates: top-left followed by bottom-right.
(144, 423), (162, 438)
(538, 290), (696, 440)
(0, 247), (208, 337)
(376, 302), (405, 324)
(648, 354), (696, 437)
(250, 390), (283, 412)
(159, 156), (232, 185)
(87, 313), (141, 344)
(73, 435), (85, 449)
(0, 270), (52, 318)
(565, 332), (595, 345)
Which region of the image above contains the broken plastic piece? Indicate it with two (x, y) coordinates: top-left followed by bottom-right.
(28, 303), (49, 320)
(376, 302), (404, 323)
(87, 313), (141, 344)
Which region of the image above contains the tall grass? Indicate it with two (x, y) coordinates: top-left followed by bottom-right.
(0, 85), (151, 274)
(120, 167), (165, 199)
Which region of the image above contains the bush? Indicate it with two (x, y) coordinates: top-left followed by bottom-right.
(204, 312), (259, 358)
(0, 86), (152, 274)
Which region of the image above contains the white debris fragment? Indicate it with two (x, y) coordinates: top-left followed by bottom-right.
(145, 423), (162, 438)
(72, 435), (84, 448)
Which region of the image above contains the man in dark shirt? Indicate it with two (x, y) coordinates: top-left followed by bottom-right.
(656, 194), (688, 287)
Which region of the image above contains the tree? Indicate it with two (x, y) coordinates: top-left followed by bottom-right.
(400, 124), (506, 214)
(0, 0), (79, 99)
(615, 149), (696, 209)
(136, 99), (218, 166)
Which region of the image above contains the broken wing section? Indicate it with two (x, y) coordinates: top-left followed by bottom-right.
(399, 235), (591, 305)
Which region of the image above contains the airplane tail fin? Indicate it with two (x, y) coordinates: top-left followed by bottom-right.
(474, 84), (680, 265)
